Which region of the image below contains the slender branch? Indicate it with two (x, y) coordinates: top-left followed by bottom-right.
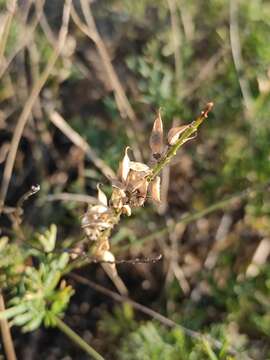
(229, 0), (253, 115)
(48, 110), (115, 180)
(70, 273), (251, 359)
(71, 2), (143, 161)
(147, 102), (214, 182)
(0, 294), (17, 360)
(0, 0), (17, 61)
(167, 0), (182, 92)
(0, 0), (72, 209)
(54, 316), (104, 360)
(0, 0), (45, 79)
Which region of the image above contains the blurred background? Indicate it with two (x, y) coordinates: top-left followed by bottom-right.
(0, 0), (270, 359)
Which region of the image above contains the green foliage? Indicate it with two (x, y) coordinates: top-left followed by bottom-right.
(99, 308), (236, 360)
(0, 225), (74, 332)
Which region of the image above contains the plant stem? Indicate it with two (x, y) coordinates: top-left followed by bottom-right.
(54, 316), (105, 360)
(147, 102), (214, 182)
(0, 294), (17, 360)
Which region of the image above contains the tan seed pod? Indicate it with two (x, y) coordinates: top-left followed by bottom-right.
(129, 161), (150, 172)
(97, 184), (108, 206)
(119, 147), (130, 182)
(122, 205), (132, 216)
(150, 176), (161, 202)
(150, 110), (164, 156)
(167, 125), (189, 145)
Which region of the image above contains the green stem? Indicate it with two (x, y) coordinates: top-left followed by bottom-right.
(54, 316), (105, 360)
(148, 102), (213, 182)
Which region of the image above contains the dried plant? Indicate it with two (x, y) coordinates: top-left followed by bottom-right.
(0, 102), (213, 359)
(76, 102), (214, 294)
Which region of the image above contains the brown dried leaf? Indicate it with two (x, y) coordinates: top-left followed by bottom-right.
(122, 205), (132, 216)
(129, 161), (150, 172)
(150, 176), (161, 202)
(167, 125), (189, 145)
(150, 110), (164, 155)
(119, 147), (130, 182)
(97, 184), (108, 206)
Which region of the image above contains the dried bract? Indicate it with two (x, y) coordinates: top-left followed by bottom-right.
(167, 125), (189, 145)
(150, 110), (164, 157)
(150, 176), (161, 202)
(97, 184), (108, 206)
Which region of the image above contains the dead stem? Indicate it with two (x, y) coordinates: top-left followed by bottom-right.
(229, 0), (253, 115)
(48, 110), (116, 179)
(0, 0), (72, 209)
(0, 294), (17, 360)
(71, 2), (143, 161)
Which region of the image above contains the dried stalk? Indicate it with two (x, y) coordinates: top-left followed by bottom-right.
(0, 0), (44, 79)
(0, 0), (17, 61)
(0, 0), (72, 208)
(49, 110), (115, 180)
(54, 316), (104, 360)
(229, 0), (253, 115)
(71, 2), (143, 161)
(0, 294), (17, 360)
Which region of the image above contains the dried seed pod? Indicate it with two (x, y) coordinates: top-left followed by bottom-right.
(129, 161), (150, 172)
(118, 147), (130, 182)
(97, 184), (108, 206)
(150, 176), (161, 202)
(111, 186), (126, 211)
(150, 110), (163, 156)
(167, 125), (189, 145)
(122, 205), (132, 216)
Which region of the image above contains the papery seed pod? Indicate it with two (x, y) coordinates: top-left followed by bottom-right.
(97, 184), (108, 206)
(118, 147), (131, 182)
(150, 176), (161, 202)
(122, 205), (132, 216)
(167, 125), (189, 145)
(150, 110), (163, 156)
(88, 205), (108, 214)
(129, 161), (150, 172)
(111, 186), (126, 210)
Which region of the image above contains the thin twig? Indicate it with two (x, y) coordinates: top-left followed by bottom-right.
(0, 0), (72, 209)
(48, 110), (115, 180)
(0, 294), (17, 360)
(71, 2), (143, 161)
(0, 0), (44, 79)
(70, 273), (251, 359)
(54, 316), (104, 360)
(229, 0), (253, 115)
(45, 192), (97, 204)
(167, 0), (182, 92)
(0, 0), (17, 61)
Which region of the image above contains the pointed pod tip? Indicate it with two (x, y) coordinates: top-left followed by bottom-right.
(203, 102), (214, 118)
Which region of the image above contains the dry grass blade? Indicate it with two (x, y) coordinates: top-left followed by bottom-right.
(71, 2), (143, 161)
(49, 110), (115, 180)
(0, 0), (44, 79)
(0, 0), (72, 209)
(0, 294), (17, 360)
(0, 0), (17, 61)
(229, 0), (253, 115)
(45, 192), (97, 204)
